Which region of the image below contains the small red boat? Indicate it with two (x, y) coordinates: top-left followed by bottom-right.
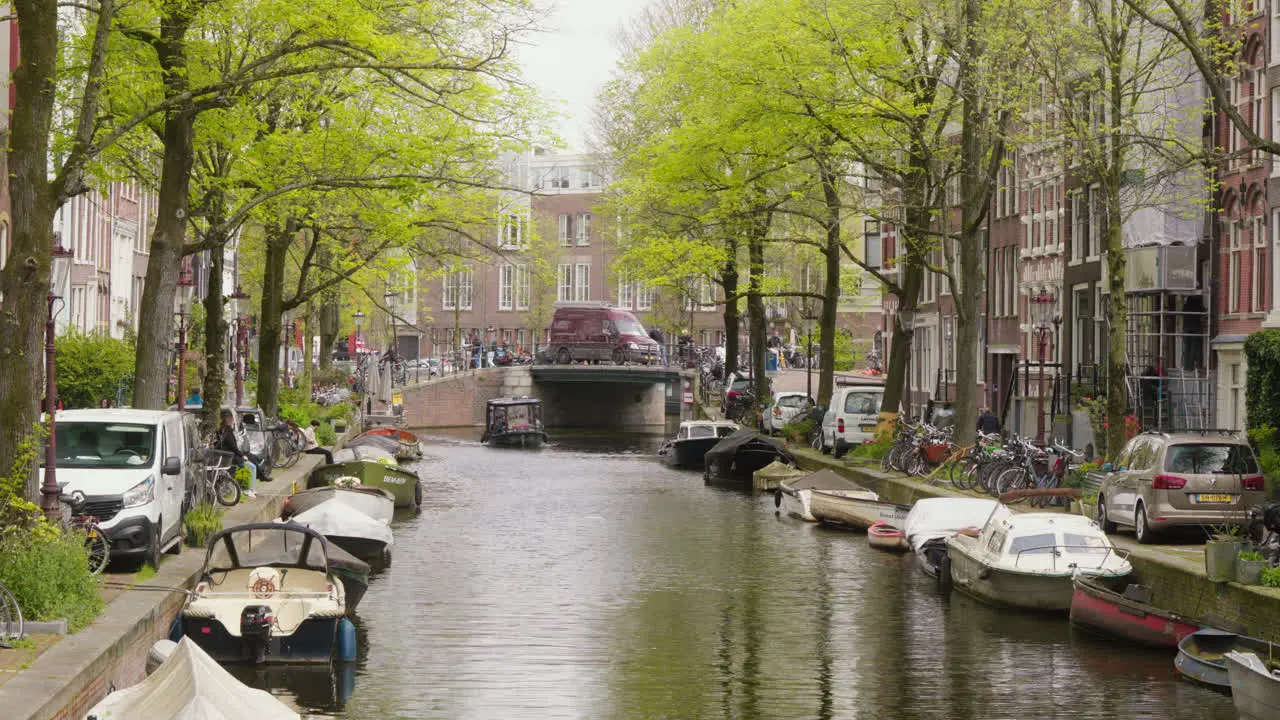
(349, 428), (423, 460)
(867, 521), (908, 551)
(1070, 575), (1200, 648)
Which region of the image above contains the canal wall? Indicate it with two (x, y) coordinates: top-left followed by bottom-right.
(793, 448), (1280, 642)
(1, 433), (351, 720)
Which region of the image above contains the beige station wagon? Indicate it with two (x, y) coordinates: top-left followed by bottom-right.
(1096, 431), (1265, 543)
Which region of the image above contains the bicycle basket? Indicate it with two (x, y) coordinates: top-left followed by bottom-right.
(205, 450), (236, 471)
(922, 443), (950, 465)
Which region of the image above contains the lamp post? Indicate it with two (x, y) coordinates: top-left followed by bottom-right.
(41, 242), (75, 519)
(283, 321), (296, 387)
(353, 310), (365, 348)
(1030, 292), (1057, 446)
(229, 286), (249, 406)
(897, 307), (917, 421)
(174, 269), (195, 411)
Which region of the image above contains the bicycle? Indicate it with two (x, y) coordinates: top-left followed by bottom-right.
(993, 442), (1081, 506)
(0, 580), (21, 647)
(57, 495), (110, 574)
(269, 422), (305, 469)
(196, 450), (243, 507)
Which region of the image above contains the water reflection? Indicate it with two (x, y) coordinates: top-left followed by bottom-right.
(245, 431), (1234, 719)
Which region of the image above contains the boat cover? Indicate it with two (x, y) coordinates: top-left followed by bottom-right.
(291, 501), (394, 547)
(85, 636), (299, 719)
(704, 429), (794, 465)
(263, 524), (371, 579)
(332, 445), (397, 465)
(782, 469), (868, 492)
(902, 498), (1005, 551)
(345, 434), (402, 454)
(753, 461), (806, 485)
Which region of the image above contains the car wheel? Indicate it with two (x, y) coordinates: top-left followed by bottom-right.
(612, 348), (626, 365)
(1097, 496), (1117, 533)
(145, 520), (163, 570)
(833, 443), (847, 460)
(820, 433), (831, 455)
(1134, 503), (1156, 544)
(556, 348), (571, 365)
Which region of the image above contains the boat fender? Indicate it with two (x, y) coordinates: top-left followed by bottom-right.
(337, 618), (358, 663)
(937, 555), (953, 593)
(146, 639), (177, 675)
(167, 616), (184, 642)
(774, 490), (782, 509)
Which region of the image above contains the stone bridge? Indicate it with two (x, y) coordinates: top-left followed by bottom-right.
(400, 365), (692, 432)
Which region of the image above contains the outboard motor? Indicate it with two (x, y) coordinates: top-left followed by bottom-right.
(240, 605), (273, 664)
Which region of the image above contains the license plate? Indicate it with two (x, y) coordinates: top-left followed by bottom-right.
(1195, 494), (1235, 503)
(860, 424), (877, 431)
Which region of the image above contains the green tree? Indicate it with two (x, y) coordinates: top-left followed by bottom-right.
(56, 329), (136, 409)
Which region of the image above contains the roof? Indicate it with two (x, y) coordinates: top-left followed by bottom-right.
(56, 408), (176, 424)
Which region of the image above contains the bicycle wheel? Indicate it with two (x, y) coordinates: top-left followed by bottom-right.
(271, 435), (294, 468)
(949, 459), (974, 490)
(996, 467), (1032, 500)
(0, 582), (22, 644)
(84, 525), (110, 575)
(215, 473), (242, 506)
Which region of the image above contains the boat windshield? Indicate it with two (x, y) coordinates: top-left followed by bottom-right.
(717, 426), (736, 437)
(1007, 533), (1057, 556)
(688, 425), (716, 439)
(50, 423), (156, 468)
(1062, 532), (1110, 555)
(209, 526), (329, 573)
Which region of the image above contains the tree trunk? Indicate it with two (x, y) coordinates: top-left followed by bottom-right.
(301, 302), (314, 399)
(721, 239), (740, 377)
(255, 220), (295, 417)
(747, 222), (768, 427)
(818, 160), (842, 408)
(199, 241), (226, 439)
(318, 294), (339, 372)
(1104, 30), (1128, 460)
(1, 0), (59, 497)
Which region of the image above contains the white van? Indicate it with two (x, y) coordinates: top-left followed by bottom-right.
(818, 385), (885, 458)
(40, 409), (199, 567)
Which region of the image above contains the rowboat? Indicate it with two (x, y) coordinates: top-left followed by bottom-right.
(776, 469), (875, 522)
(1176, 629), (1280, 691)
(808, 488), (908, 530)
(1227, 649), (1280, 718)
(307, 447), (421, 509)
(1069, 575), (1200, 648)
(347, 428), (422, 460)
(289, 501), (394, 567)
(867, 521), (908, 551)
(283, 485), (395, 525)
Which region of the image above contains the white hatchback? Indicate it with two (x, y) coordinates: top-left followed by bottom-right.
(763, 392), (814, 434)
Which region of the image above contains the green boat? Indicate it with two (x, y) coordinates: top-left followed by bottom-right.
(306, 446), (421, 509)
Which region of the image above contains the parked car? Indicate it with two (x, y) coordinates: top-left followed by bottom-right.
(40, 409), (198, 567)
(1096, 430), (1265, 544)
(818, 384), (886, 458)
(763, 392), (814, 434)
(547, 303), (659, 365)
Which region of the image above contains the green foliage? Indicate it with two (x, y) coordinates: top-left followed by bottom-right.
(316, 423), (337, 447)
(1248, 425), (1280, 499)
(1262, 566), (1280, 588)
(1077, 397), (1109, 459)
(1245, 331), (1280, 431)
(234, 465), (252, 491)
(183, 503), (223, 548)
(1239, 550), (1265, 562)
(56, 329), (135, 409)
(780, 418), (816, 443)
(1, 429), (52, 540)
(0, 531), (104, 631)
(1063, 460), (1102, 489)
(852, 426), (893, 460)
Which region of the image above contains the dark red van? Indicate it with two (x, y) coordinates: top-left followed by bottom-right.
(548, 304), (660, 365)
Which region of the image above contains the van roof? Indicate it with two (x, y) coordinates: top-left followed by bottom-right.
(56, 408), (177, 424)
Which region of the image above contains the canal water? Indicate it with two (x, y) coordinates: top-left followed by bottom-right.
(235, 431), (1237, 719)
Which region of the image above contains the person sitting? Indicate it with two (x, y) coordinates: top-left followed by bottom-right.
(216, 408), (257, 499)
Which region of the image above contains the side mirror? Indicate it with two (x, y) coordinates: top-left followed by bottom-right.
(1101, 463), (1113, 472)
(162, 456), (182, 476)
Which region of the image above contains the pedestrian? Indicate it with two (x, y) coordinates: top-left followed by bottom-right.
(648, 326), (666, 366)
(977, 407), (1001, 435)
(99, 398), (111, 409)
(216, 408), (256, 499)
(186, 388), (204, 408)
(303, 420), (324, 453)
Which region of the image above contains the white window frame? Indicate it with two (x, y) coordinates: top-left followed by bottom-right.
(573, 263), (590, 302)
(617, 271), (633, 309)
(557, 263), (573, 303)
(1254, 215), (1266, 312)
(636, 282), (653, 310)
(516, 264), (529, 311)
(558, 214), (572, 246)
(457, 267), (473, 311)
(1229, 221), (1242, 313)
(500, 213), (526, 250)
(498, 264), (515, 311)
(575, 213), (592, 246)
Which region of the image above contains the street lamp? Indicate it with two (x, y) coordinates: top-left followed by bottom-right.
(897, 307), (917, 421)
(384, 291), (398, 359)
(353, 310), (365, 346)
(174, 269), (196, 412)
(228, 286), (249, 406)
(1030, 292), (1057, 445)
(41, 241), (74, 519)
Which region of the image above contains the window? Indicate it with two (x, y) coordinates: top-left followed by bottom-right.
(444, 266), (473, 311)
(1253, 215), (1266, 312)
(558, 214), (572, 245)
(617, 271), (634, 309)
(549, 167), (570, 189)
(1008, 533), (1057, 556)
(500, 214), (526, 249)
(864, 220), (882, 268)
(573, 263), (590, 301)
(557, 264), (573, 303)
(516, 264), (529, 311)
(0, 222), (7, 271)
(499, 264), (515, 311)
(576, 213), (592, 246)
(1273, 89), (1280, 175)
(1228, 220), (1242, 313)
(1164, 444), (1259, 474)
(636, 282), (653, 310)
(578, 168), (598, 188)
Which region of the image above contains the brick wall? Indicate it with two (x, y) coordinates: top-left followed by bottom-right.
(401, 369), (514, 428)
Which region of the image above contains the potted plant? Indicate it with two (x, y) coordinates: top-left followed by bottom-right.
(183, 503), (223, 548)
(1204, 525), (1248, 582)
(1237, 550), (1267, 585)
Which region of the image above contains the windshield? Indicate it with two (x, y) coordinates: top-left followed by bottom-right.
(1062, 532), (1110, 555)
(731, 379), (752, 391)
(1164, 444), (1258, 474)
(613, 317), (647, 337)
(777, 395), (809, 409)
(844, 392), (882, 415)
(52, 422), (156, 468)
(689, 425), (716, 439)
(1007, 533), (1056, 556)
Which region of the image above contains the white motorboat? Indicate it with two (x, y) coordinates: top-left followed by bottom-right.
(809, 488), (909, 530)
(777, 469), (876, 522)
(944, 510), (1131, 612)
(902, 497), (1002, 580)
(85, 636), (300, 719)
(179, 524), (355, 664)
(659, 420), (739, 468)
(289, 500), (394, 567)
(283, 485), (395, 525)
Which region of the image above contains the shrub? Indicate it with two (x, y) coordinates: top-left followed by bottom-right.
(780, 418), (816, 443)
(183, 503), (223, 548)
(234, 465), (253, 490)
(1239, 550), (1265, 562)
(1262, 566), (1280, 588)
(1246, 330), (1280, 430)
(316, 422), (338, 446)
(1248, 425), (1280, 499)
(0, 532), (104, 631)
(56, 329), (135, 409)
(852, 426), (893, 460)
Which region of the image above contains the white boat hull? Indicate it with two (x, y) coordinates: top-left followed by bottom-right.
(809, 490), (906, 530)
(781, 488), (816, 522)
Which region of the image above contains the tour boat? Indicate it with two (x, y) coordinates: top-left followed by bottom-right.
(703, 429), (795, 481)
(481, 397), (548, 448)
(867, 521), (908, 551)
(178, 524), (357, 665)
(307, 446), (421, 508)
(1176, 629), (1280, 691)
(1227, 649), (1280, 718)
(944, 509), (1132, 612)
(777, 469), (876, 522)
(288, 500), (394, 567)
(283, 485), (395, 525)
(659, 420), (739, 468)
(808, 488), (908, 530)
(902, 497), (1002, 580)
(1069, 575), (1200, 648)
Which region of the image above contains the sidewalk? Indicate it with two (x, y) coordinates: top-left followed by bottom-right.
(0, 449), (329, 720)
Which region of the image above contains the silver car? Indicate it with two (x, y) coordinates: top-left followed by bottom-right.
(763, 392), (813, 434)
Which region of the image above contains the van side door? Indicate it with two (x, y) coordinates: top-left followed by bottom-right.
(160, 418), (185, 541)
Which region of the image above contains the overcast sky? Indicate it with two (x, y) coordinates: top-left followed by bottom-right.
(517, 0), (655, 151)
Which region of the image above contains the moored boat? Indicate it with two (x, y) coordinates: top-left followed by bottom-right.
(902, 497), (1001, 580)
(703, 429), (795, 481)
(481, 397), (548, 448)
(1176, 628), (1280, 690)
(1069, 575), (1200, 648)
(283, 485), (395, 525)
(809, 488), (908, 530)
(867, 521), (908, 551)
(178, 523), (357, 665)
(289, 501), (394, 567)
(944, 505), (1132, 612)
(777, 469), (875, 522)
(1227, 649), (1280, 718)
(307, 446), (421, 509)
(659, 420), (739, 468)
(351, 426), (423, 459)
